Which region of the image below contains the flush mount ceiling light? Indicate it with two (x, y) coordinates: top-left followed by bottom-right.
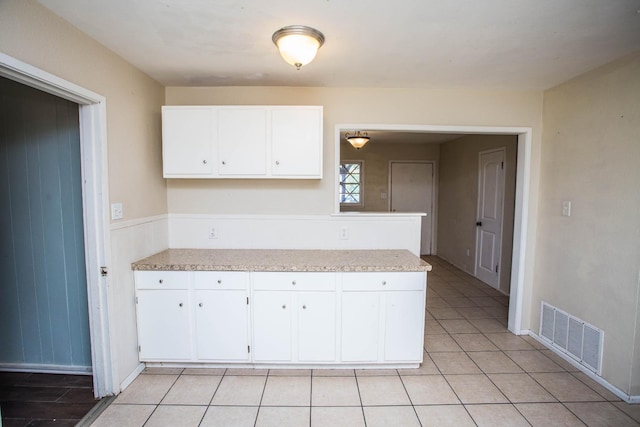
(345, 131), (370, 149)
(272, 25), (325, 70)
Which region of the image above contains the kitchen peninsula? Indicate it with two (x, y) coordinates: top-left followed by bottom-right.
(132, 249), (431, 368)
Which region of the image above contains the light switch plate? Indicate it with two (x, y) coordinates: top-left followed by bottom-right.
(561, 200), (571, 217)
(111, 203), (123, 220)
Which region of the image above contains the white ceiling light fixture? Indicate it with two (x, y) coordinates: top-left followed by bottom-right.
(345, 131), (370, 150)
(272, 25), (325, 70)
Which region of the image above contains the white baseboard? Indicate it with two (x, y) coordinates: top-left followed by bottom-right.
(526, 331), (639, 403)
(120, 363), (145, 392)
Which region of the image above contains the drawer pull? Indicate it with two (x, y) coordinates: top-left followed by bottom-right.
(282, 305), (286, 309)
(199, 303), (203, 307)
(217, 279), (222, 284)
(382, 281), (387, 286)
(292, 281), (296, 286)
(179, 303), (183, 307)
(158, 279), (163, 284)
(302, 305), (307, 309)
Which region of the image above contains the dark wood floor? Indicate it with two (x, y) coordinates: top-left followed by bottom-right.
(0, 372), (97, 426)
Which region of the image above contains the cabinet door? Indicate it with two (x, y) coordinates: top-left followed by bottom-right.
(217, 108), (267, 176)
(195, 290), (249, 361)
(252, 292), (292, 362)
(271, 108), (322, 177)
(341, 292), (380, 362)
(162, 107), (214, 177)
(136, 290), (191, 360)
(384, 291), (425, 362)
(297, 292), (336, 362)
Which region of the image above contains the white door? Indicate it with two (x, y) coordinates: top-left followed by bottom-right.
(475, 149), (505, 289)
(297, 292), (336, 362)
(252, 291), (292, 361)
(271, 108), (322, 177)
(341, 292), (380, 362)
(162, 107), (214, 176)
(136, 290), (191, 360)
(390, 162), (434, 255)
(217, 108), (267, 175)
(195, 290), (249, 361)
(384, 291), (425, 361)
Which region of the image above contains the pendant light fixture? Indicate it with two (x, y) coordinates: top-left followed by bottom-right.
(345, 131), (370, 149)
(272, 25), (325, 70)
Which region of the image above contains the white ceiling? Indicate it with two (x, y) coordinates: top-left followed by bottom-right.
(38, 0), (640, 90)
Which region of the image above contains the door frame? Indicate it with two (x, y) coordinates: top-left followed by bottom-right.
(474, 147), (506, 289)
(335, 123), (532, 335)
(0, 52), (115, 397)
(387, 160), (436, 255)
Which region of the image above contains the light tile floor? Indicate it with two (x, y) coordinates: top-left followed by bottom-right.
(91, 257), (640, 426)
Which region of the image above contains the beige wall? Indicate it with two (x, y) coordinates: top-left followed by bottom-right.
(340, 141), (440, 212)
(166, 86), (544, 331)
(0, 0), (167, 391)
(0, 0), (167, 220)
(536, 53), (640, 395)
(438, 135), (518, 295)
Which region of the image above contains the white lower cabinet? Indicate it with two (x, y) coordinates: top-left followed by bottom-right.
(341, 272), (426, 364)
(136, 290), (192, 361)
(195, 290), (249, 361)
(134, 269), (425, 366)
(252, 272), (337, 363)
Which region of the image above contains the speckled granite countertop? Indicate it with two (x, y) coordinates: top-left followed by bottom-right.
(132, 249), (432, 272)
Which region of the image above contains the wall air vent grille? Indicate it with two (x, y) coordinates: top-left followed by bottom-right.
(539, 301), (603, 375)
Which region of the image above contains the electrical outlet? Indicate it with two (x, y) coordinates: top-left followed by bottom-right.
(111, 203), (123, 220)
(340, 226), (349, 240)
(561, 200), (572, 217)
(209, 227), (218, 239)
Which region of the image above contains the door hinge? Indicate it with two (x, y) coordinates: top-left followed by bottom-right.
(247, 345), (250, 353)
(100, 266), (108, 277)
(501, 161), (504, 169)
(135, 296), (138, 304)
(138, 345), (141, 353)
(495, 264), (499, 273)
(246, 297), (249, 305)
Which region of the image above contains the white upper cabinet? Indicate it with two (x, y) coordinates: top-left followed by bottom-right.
(271, 107), (322, 177)
(162, 107), (214, 177)
(217, 108), (267, 176)
(162, 105), (323, 179)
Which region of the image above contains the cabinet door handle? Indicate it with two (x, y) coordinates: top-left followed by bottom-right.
(275, 160), (280, 165)
(199, 303), (203, 307)
(179, 303), (183, 307)
(302, 305), (307, 309)
(202, 159), (207, 165)
(222, 160), (226, 165)
(282, 305), (286, 309)
(158, 279), (163, 284)
(382, 281), (387, 286)
(292, 281), (296, 286)
(217, 279), (222, 284)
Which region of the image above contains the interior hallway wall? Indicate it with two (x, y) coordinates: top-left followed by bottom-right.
(339, 141), (440, 212)
(437, 135), (518, 295)
(535, 52), (640, 396)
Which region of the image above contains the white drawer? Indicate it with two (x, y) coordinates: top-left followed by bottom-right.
(135, 271), (188, 290)
(341, 272), (425, 291)
(194, 271), (248, 290)
(253, 272), (336, 291)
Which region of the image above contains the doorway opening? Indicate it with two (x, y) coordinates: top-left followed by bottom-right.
(335, 124), (532, 334)
(0, 52), (113, 397)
